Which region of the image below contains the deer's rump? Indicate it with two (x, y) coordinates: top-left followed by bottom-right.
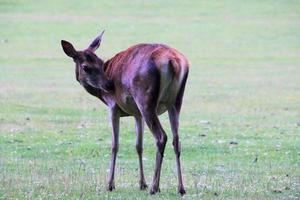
(104, 43), (189, 116)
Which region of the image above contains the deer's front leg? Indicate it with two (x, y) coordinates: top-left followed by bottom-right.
(134, 116), (148, 190)
(107, 107), (120, 191)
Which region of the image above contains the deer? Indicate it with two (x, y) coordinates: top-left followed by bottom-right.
(61, 31), (189, 195)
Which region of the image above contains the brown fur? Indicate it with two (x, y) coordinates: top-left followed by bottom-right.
(104, 43), (188, 81)
(61, 33), (189, 195)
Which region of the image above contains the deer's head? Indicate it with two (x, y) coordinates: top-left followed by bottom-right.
(61, 31), (112, 92)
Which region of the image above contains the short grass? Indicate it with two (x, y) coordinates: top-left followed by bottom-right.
(0, 0), (300, 199)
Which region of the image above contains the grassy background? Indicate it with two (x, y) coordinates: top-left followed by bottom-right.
(0, 0), (300, 199)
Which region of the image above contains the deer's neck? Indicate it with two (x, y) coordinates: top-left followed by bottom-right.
(81, 83), (104, 104)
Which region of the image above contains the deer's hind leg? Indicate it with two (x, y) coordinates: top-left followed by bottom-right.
(139, 107), (167, 195)
(168, 71), (188, 195)
(133, 65), (168, 194)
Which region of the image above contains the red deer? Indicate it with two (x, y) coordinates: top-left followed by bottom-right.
(61, 31), (189, 195)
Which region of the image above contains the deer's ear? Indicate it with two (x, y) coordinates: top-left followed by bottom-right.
(61, 40), (77, 58)
(88, 30), (105, 52)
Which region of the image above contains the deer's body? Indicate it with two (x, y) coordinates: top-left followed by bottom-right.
(61, 32), (188, 195)
(90, 43), (188, 116)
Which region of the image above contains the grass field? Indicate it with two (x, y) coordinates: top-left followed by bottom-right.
(1, 0), (300, 199)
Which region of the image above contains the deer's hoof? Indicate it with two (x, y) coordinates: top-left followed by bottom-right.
(178, 187), (186, 196)
(107, 183), (115, 191)
(149, 186), (160, 195)
(140, 182), (148, 190)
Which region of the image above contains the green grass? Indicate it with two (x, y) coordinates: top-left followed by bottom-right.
(1, 0), (300, 199)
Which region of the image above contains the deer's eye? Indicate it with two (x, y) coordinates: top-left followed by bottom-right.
(82, 64), (92, 74)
